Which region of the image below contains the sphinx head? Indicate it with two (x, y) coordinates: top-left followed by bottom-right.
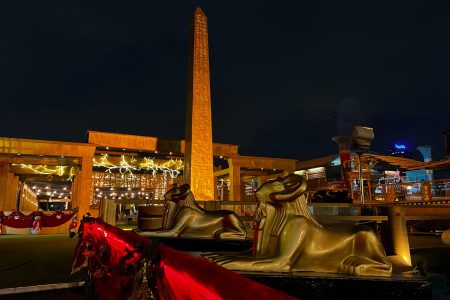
(164, 184), (191, 203)
(162, 184), (191, 228)
(255, 174), (306, 204)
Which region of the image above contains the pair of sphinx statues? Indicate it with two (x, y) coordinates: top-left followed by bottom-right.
(141, 174), (392, 277)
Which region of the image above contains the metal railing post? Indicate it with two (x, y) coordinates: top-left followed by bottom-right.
(357, 153), (365, 206)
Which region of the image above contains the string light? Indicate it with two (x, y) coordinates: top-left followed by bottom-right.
(17, 164), (76, 180)
(139, 157), (183, 178)
(93, 154), (183, 179)
(93, 154), (139, 177)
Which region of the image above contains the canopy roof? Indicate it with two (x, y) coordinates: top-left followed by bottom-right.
(295, 154), (338, 170)
(296, 153), (450, 172)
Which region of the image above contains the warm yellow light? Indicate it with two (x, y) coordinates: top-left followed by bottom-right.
(93, 154), (183, 178)
(19, 164), (76, 180)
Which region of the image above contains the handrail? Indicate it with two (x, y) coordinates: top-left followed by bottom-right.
(367, 178), (450, 204)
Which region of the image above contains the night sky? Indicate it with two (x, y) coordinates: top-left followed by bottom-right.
(1, 1), (449, 161)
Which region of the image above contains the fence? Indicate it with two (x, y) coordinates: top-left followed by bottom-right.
(365, 178), (450, 204)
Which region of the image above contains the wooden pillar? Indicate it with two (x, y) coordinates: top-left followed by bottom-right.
(0, 163), (8, 210)
(8, 176), (19, 210)
(385, 206), (412, 270)
(74, 156), (94, 216)
(100, 199), (116, 225)
(0, 163), (19, 211)
(18, 182), (24, 210)
(228, 159), (241, 201)
(71, 174), (80, 210)
(213, 175), (218, 200)
(0, 163), (9, 210)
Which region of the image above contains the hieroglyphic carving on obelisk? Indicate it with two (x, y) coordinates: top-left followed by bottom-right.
(184, 6), (215, 200)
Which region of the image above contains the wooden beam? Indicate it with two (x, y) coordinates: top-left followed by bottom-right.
(240, 169), (275, 176)
(229, 155), (297, 171)
(88, 131), (239, 158)
(0, 137), (96, 158)
(17, 175), (73, 182)
(0, 156), (79, 166)
(213, 168), (230, 177)
(88, 131), (158, 152)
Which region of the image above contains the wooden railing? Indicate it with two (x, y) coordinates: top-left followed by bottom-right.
(361, 179), (450, 205)
(115, 178), (450, 229)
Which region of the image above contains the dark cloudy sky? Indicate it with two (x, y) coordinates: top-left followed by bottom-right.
(1, 1), (449, 161)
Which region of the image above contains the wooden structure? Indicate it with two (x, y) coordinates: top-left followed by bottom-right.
(0, 131), (299, 218)
(0, 138), (95, 215)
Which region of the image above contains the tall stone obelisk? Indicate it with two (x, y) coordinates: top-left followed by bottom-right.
(184, 6), (215, 200)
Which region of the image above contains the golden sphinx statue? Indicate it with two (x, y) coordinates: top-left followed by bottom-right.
(204, 174), (392, 276)
(140, 184), (247, 239)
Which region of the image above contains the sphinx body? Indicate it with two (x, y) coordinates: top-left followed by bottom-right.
(204, 174), (392, 277)
(140, 184), (246, 240)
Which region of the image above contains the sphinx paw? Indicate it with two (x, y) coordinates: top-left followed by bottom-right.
(251, 259), (292, 273)
(341, 256), (392, 276)
(202, 253), (229, 263)
(218, 231), (246, 240)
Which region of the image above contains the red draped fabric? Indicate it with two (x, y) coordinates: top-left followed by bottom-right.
(41, 211), (75, 227)
(0, 211), (75, 228)
(0, 211), (33, 228)
(156, 243), (296, 300)
(74, 219), (151, 300)
(74, 219), (297, 300)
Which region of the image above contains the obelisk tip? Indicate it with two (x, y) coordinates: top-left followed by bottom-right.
(194, 5), (206, 17)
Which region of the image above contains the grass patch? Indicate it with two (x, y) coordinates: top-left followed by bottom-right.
(0, 234), (86, 289)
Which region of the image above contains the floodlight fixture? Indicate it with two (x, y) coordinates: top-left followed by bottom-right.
(351, 126), (374, 152)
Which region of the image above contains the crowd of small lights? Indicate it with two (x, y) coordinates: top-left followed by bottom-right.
(93, 154), (183, 179)
(91, 171), (171, 203)
(31, 184), (71, 200)
(94, 187), (156, 201)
